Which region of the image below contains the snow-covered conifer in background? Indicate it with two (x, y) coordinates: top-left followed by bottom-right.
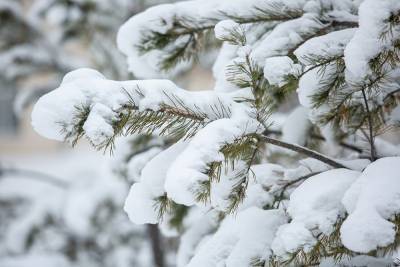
(31, 0), (400, 266)
(0, 154), (153, 267)
(0, 0), (72, 118)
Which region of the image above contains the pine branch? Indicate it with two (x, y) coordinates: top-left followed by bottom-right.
(361, 88), (377, 161)
(153, 194), (173, 221)
(136, 2), (306, 71)
(192, 133), (259, 210)
(260, 131), (347, 169)
(59, 87), (235, 152)
(274, 218), (354, 266)
(263, 129), (363, 153)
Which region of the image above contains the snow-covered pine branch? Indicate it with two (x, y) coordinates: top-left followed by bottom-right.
(31, 68), (252, 149)
(30, 0), (400, 266)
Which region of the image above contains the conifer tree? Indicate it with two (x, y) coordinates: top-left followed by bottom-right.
(31, 0), (400, 266)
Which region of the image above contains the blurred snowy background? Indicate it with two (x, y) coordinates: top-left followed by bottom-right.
(0, 0), (213, 266)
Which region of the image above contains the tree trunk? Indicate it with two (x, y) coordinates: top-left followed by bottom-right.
(147, 224), (165, 267)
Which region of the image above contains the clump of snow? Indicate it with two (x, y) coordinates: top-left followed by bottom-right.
(31, 68), (246, 145)
(236, 45), (252, 58)
(212, 43), (239, 92)
(296, 67), (321, 110)
(251, 14), (324, 65)
(263, 56), (300, 87)
(83, 103), (116, 146)
(272, 169), (360, 257)
(165, 116), (260, 206)
(177, 208), (218, 267)
(344, 0), (400, 82)
(126, 147), (162, 182)
(281, 106), (311, 148)
(294, 28), (356, 65)
(214, 20), (241, 40)
(124, 142), (187, 224)
(124, 183), (158, 224)
(187, 207), (287, 267)
(389, 106), (400, 125)
(117, 0), (311, 77)
(341, 157), (400, 252)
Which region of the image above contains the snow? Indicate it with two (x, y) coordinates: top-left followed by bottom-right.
(176, 209), (218, 267)
(0, 253), (72, 267)
(117, 0), (310, 77)
(341, 157), (400, 252)
(126, 147), (162, 182)
(272, 221), (316, 256)
(251, 14), (325, 65)
(187, 207), (286, 267)
(141, 142), (187, 197)
(214, 20), (241, 41)
(288, 169), (360, 234)
(263, 56), (300, 87)
(294, 28), (356, 65)
(296, 67), (321, 110)
(32, 68), (246, 145)
(212, 43), (239, 92)
(284, 158), (331, 181)
(124, 183), (159, 225)
(375, 138), (400, 158)
(294, 29), (356, 123)
(124, 142), (187, 224)
(344, 0), (400, 82)
(281, 106), (311, 148)
(24, 0), (400, 265)
(251, 163), (284, 187)
(165, 116), (260, 206)
(272, 168), (360, 256)
(390, 105), (400, 125)
(0, 150), (149, 267)
(83, 103), (116, 146)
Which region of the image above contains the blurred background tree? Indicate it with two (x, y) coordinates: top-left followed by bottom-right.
(0, 0), (205, 266)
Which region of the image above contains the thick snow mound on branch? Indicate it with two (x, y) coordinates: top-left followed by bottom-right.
(294, 28), (356, 64)
(124, 183), (158, 224)
(31, 68), (106, 141)
(263, 56), (300, 87)
(187, 207), (286, 267)
(177, 208), (218, 267)
(272, 169), (360, 256)
(341, 157), (400, 252)
(165, 116), (260, 206)
(344, 0), (400, 81)
(117, 0), (309, 77)
(31, 68), (244, 145)
(214, 20), (241, 40)
(124, 142), (187, 224)
(251, 14), (324, 65)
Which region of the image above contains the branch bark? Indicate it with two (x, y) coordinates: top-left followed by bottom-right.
(263, 129), (363, 153)
(361, 88), (377, 161)
(260, 131), (347, 169)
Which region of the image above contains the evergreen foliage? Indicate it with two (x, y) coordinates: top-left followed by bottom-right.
(30, 0), (400, 266)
